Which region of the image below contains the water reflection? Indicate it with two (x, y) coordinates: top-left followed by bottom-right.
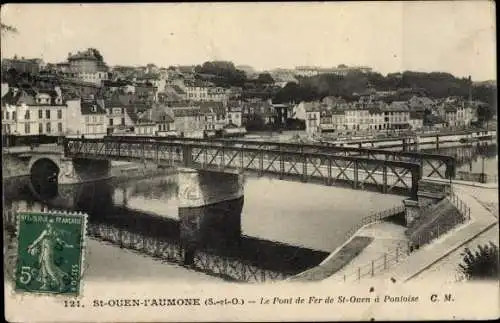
(422, 141), (498, 175)
(4, 176), (329, 278)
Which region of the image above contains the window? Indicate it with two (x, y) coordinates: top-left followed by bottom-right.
(57, 110), (62, 119)
(25, 123), (30, 134)
(46, 123), (51, 133)
(25, 110), (30, 120)
(12, 111), (16, 120)
(85, 116), (90, 123)
(39, 109), (43, 119)
(58, 123), (63, 133)
(121, 118), (125, 125)
(46, 110), (51, 119)
(110, 118), (114, 126)
(39, 123), (43, 134)
(6, 111), (9, 119)
(121, 108), (125, 114)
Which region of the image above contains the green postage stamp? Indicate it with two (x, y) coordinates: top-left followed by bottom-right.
(14, 211), (88, 296)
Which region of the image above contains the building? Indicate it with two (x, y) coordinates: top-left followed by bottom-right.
(66, 98), (108, 137)
(66, 48), (110, 85)
(331, 110), (347, 132)
(443, 106), (458, 127)
(199, 101), (227, 131)
(169, 103), (205, 138)
(207, 87), (229, 103)
(294, 66), (321, 77)
(241, 99), (275, 126)
(409, 111), (425, 130)
(227, 104), (242, 127)
(292, 101), (308, 121)
(344, 103), (370, 131)
(272, 103), (292, 128)
(294, 65), (373, 77)
(303, 101), (322, 135)
(105, 96), (138, 133)
(188, 86), (211, 102)
(1, 86), (66, 137)
(1, 57), (45, 75)
(185, 84), (229, 103)
(385, 101), (411, 130)
(318, 110), (334, 133)
(59, 78), (102, 100)
(367, 105), (385, 131)
(408, 95), (435, 110)
(134, 103), (175, 136)
(425, 114), (447, 129)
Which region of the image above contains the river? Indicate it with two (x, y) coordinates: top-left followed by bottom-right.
(3, 140), (497, 281)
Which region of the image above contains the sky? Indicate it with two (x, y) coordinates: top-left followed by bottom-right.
(0, 2), (496, 81)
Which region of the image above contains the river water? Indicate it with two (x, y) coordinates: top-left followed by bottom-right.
(3, 140), (497, 280)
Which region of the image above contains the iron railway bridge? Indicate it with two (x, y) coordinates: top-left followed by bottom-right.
(63, 136), (457, 199)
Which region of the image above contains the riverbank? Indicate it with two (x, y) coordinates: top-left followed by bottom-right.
(322, 129), (497, 149)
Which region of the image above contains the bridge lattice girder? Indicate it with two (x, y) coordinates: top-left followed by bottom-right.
(63, 137), (431, 197)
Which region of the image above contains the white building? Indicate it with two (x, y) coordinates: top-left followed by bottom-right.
(66, 99), (108, 137)
(227, 106), (242, 127)
(1, 87), (67, 136)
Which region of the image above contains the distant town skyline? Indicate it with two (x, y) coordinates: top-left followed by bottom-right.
(1, 2), (496, 81)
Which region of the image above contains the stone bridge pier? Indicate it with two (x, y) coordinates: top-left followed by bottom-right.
(27, 154), (111, 199)
(177, 168), (245, 265)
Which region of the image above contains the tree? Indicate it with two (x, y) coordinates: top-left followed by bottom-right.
(257, 72), (274, 85)
(273, 82), (321, 104)
(458, 242), (499, 280)
(195, 61), (247, 87)
(244, 114), (267, 131)
(1, 23), (18, 34)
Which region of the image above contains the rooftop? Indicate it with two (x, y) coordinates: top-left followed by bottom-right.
(81, 99), (106, 115)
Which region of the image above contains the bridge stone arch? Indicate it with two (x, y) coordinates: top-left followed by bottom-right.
(28, 154), (111, 185)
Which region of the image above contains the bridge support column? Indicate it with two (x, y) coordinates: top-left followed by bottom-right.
(416, 179), (450, 209)
(403, 198), (420, 227)
(182, 145), (193, 167)
(178, 169), (244, 264)
(58, 158), (111, 184)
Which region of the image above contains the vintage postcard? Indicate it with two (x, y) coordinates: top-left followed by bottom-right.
(2, 1), (499, 322)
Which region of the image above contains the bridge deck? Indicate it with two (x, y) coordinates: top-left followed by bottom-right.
(111, 135), (456, 179)
(64, 137), (424, 197)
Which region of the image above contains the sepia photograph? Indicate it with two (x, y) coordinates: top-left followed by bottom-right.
(2, 2), (498, 322)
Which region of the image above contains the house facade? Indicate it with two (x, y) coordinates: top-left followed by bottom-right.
(66, 98), (108, 137)
(1, 87), (66, 137)
(66, 48), (110, 85)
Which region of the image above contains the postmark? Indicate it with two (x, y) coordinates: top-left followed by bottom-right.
(14, 210), (88, 296)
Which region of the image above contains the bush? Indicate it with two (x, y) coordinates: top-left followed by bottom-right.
(458, 241), (499, 280)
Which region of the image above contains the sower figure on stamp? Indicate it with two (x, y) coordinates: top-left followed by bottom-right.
(27, 222), (74, 291)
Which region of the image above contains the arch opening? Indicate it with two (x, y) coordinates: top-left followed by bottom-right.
(30, 158), (60, 200)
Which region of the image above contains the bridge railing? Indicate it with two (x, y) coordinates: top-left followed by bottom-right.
(341, 190), (472, 282)
(64, 137), (422, 198)
(106, 135), (456, 180)
(289, 204), (405, 282)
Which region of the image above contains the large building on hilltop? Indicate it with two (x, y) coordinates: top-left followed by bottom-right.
(63, 48), (110, 85)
